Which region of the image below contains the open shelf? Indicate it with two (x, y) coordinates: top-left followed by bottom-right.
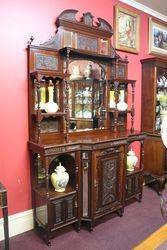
(34, 185), (76, 200)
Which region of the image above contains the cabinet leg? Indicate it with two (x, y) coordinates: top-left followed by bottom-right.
(147, 177), (166, 195)
(88, 221), (94, 231)
(117, 207), (124, 217)
(47, 240), (51, 247)
(137, 193), (142, 202)
(75, 220), (81, 232)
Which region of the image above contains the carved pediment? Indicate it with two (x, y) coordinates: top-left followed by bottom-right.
(56, 9), (113, 36)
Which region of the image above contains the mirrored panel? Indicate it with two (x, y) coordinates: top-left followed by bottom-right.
(69, 60), (105, 131)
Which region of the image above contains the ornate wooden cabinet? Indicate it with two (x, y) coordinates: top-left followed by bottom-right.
(28, 9), (146, 245)
(141, 58), (167, 189)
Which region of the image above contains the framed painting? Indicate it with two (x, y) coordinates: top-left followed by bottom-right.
(149, 17), (167, 57)
(114, 5), (140, 54)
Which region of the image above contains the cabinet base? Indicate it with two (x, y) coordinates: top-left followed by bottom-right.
(144, 172), (167, 195)
(35, 219), (80, 246)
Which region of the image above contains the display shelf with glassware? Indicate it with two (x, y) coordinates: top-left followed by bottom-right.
(141, 57), (167, 190)
(69, 78), (102, 130)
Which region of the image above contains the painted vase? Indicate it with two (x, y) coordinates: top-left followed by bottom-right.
(127, 149), (138, 172)
(51, 162), (69, 192)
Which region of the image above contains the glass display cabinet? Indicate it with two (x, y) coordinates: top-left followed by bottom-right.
(141, 58), (167, 191)
(28, 9), (146, 245)
(68, 60), (104, 130)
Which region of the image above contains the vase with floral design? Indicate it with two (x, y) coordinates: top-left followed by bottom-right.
(51, 162), (69, 192)
(127, 149), (138, 172)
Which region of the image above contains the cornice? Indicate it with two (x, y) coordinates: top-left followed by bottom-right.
(119, 0), (167, 22)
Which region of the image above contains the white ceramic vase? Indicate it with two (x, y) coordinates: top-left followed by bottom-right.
(44, 84), (59, 113)
(117, 90), (127, 111)
(117, 101), (128, 111)
(51, 162), (69, 192)
(45, 102), (59, 113)
(127, 149), (138, 172)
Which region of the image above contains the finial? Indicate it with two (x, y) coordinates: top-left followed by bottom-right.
(28, 36), (34, 45)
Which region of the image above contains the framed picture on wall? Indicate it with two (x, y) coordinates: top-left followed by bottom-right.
(149, 17), (167, 57)
(114, 5), (140, 54)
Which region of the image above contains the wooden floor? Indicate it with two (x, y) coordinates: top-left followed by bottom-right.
(133, 224), (167, 250)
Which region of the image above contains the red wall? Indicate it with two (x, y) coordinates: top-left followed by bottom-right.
(0, 0), (153, 216)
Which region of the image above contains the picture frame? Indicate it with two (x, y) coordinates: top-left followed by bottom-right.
(99, 39), (109, 55)
(149, 17), (167, 57)
(114, 5), (140, 54)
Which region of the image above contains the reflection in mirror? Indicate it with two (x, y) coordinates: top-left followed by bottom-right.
(82, 152), (89, 217)
(69, 60), (106, 131)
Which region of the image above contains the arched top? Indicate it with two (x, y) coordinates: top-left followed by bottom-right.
(38, 9), (114, 54)
(56, 9), (113, 35)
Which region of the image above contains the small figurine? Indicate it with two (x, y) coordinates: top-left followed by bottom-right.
(84, 64), (93, 80)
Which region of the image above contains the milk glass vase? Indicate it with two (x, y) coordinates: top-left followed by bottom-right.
(117, 89), (128, 111)
(44, 80), (59, 113)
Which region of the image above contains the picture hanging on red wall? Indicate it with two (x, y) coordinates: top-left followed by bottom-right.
(114, 4), (140, 54)
(149, 17), (167, 57)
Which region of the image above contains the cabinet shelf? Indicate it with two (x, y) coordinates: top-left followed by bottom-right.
(30, 70), (69, 80)
(34, 185), (76, 200)
(70, 117), (93, 121)
(108, 108), (132, 113)
(157, 85), (167, 90)
(75, 103), (92, 105)
(109, 79), (136, 84)
(69, 78), (94, 83)
(59, 47), (116, 63)
(32, 111), (66, 118)
(127, 167), (142, 176)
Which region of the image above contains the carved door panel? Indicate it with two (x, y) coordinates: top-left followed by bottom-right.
(50, 194), (77, 228)
(126, 172), (143, 200)
(95, 149), (122, 214)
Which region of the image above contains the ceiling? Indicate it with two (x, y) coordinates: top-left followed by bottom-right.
(134, 0), (167, 16)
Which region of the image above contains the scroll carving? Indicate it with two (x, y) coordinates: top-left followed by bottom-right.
(57, 9), (78, 23)
(102, 158), (117, 205)
(97, 18), (113, 33)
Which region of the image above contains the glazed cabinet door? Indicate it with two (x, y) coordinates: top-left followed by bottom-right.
(144, 136), (167, 176)
(94, 147), (124, 216)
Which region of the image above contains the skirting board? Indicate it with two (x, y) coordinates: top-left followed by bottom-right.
(0, 209), (33, 241)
